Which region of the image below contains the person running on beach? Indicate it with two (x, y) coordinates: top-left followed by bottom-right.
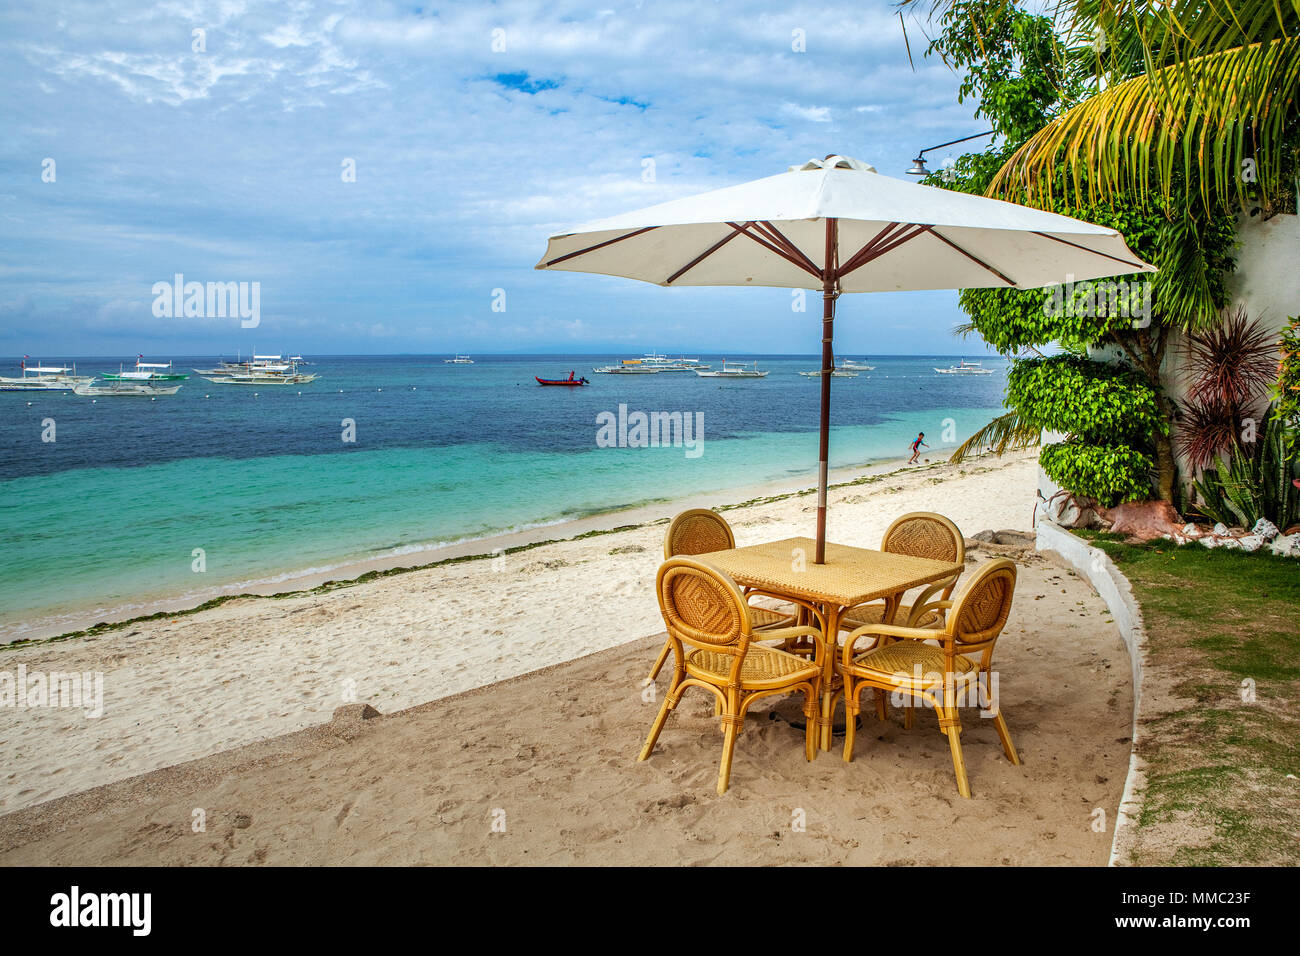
(908, 432), (928, 464)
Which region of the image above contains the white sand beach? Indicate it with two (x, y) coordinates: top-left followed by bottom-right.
(1, 450), (1086, 820)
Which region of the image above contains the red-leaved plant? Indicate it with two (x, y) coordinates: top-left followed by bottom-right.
(1177, 308), (1280, 473)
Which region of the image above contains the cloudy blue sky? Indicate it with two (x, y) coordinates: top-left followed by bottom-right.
(0, 0), (1003, 357)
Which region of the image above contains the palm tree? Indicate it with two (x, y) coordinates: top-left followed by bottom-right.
(911, 1), (1300, 218)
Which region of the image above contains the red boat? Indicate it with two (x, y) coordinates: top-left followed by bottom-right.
(535, 372), (589, 386)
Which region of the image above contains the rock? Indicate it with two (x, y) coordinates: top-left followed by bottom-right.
(1101, 500), (1184, 541)
(1268, 534), (1300, 558)
(993, 529), (1036, 548)
(1237, 534), (1266, 553)
(968, 529), (1036, 557)
(332, 703), (381, 722)
(1251, 519), (1280, 541)
(1213, 522), (1229, 536)
(1037, 495), (1101, 529)
(1180, 523), (1202, 538)
(328, 703), (382, 742)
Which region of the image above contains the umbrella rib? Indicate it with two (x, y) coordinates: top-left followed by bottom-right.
(664, 222), (751, 285)
(836, 222), (912, 277)
(1030, 231), (1150, 271)
(753, 221), (821, 276)
(836, 223), (928, 278)
(927, 227), (1018, 286)
(730, 222), (822, 278)
(544, 226), (660, 267)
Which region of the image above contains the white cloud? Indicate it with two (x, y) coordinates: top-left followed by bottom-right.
(1, 0), (982, 353)
(782, 102), (832, 123)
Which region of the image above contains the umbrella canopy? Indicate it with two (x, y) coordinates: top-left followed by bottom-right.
(536, 155), (1155, 562)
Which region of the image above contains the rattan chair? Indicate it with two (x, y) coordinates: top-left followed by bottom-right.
(638, 557), (826, 795)
(840, 512), (966, 633)
(837, 558), (1020, 798)
(644, 509), (800, 684)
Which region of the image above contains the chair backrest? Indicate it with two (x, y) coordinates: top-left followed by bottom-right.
(882, 512), (965, 564)
(663, 508), (735, 559)
(947, 558), (1017, 653)
(656, 557), (752, 651)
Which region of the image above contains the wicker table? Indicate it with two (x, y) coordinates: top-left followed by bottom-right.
(697, 536), (963, 750)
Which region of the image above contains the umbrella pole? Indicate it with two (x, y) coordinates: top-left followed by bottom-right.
(815, 218), (837, 565)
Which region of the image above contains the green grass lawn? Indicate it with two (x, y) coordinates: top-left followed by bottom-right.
(1078, 532), (1300, 865)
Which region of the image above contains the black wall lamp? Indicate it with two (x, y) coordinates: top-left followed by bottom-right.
(907, 131), (996, 176)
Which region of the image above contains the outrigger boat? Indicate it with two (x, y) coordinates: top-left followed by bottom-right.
(799, 356), (859, 378)
(637, 353), (710, 371)
(73, 381), (182, 397)
(592, 353), (710, 373)
(592, 362), (661, 374)
(197, 354), (318, 385)
(444, 354), (474, 364)
(102, 356), (188, 382)
(839, 358), (875, 370)
(0, 358), (93, 391)
(696, 360), (768, 379)
(934, 359), (994, 375)
(536, 372), (589, 386)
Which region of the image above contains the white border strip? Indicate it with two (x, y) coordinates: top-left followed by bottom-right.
(1035, 521), (1148, 867)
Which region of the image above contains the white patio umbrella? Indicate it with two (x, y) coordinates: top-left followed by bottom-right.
(536, 155), (1155, 563)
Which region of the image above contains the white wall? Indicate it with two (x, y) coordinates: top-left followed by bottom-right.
(1226, 207), (1300, 334)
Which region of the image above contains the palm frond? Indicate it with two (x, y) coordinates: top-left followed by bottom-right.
(1152, 213), (1221, 328)
(948, 410), (1041, 464)
(988, 36), (1300, 211)
(1138, 1), (1299, 58)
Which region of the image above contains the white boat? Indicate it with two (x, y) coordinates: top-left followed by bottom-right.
(696, 360), (768, 379)
(592, 358), (662, 374)
(638, 353), (710, 371)
(202, 367), (318, 385)
(0, 359), (94, 391)
(839, 358), (875, 370)
(197, 353), (288, 375)
(444, 354), (474, 364)
(934, 359), (995, 375)
(73, 381), (182, 396)
(592, 353), (711, 373)
(799, 356), (860, 378)
(197, 354), (318, 385)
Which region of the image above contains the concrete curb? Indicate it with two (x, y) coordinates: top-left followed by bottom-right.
(1035, 521), (1148, 867)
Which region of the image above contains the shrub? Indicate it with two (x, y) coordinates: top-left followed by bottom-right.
(1040, 441), (1154, 506)
(1008, 354), (1164, 440)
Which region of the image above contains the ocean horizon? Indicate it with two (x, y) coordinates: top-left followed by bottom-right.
(0, 353), (1009, 640)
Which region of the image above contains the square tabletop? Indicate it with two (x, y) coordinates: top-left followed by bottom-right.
(697, 536), (962, 609)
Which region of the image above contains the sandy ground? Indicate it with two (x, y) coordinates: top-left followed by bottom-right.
(0, 452), (1030, 814)
(0, 544), (1132, 865)
(0, 449), (1134, 862)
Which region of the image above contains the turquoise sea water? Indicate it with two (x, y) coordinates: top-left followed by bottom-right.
(0, 354), (1007, 638)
